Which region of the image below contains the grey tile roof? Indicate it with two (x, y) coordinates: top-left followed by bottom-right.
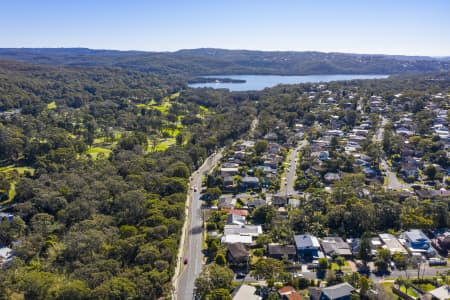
(322, 282), (355, 299)
(294, 234), (320, 249)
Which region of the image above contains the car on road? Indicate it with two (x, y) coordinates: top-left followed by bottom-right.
(183, 258), (188, 265)
(429, 257), (447, 266)
(193, 186), (197, 192)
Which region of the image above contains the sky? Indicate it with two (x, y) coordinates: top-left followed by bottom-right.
(0, 0), (449, 56)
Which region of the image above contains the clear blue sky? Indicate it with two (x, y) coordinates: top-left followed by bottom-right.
(1, 0), (449, 56)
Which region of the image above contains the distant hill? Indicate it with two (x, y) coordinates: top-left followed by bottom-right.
(0, 47), (448, 75)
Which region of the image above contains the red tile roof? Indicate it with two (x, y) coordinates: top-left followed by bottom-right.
(223, 208), (249, 216)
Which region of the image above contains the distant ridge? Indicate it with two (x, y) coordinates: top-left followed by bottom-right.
(0, 47), (448, 75)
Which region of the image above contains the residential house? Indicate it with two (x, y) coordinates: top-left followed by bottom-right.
(402, 229), (436, 257)
(227, 214), (246, 225)
(241, 176), (260, 190)
(268, 243), (297, 260)
(289, 198), (301, 208)
(232, 284), (261, 300)
(431, 189), (450, 198)
(324, 172), (341, 183)
(363, 167), (377, 178)
(400, 164), (419, 181)
(277, 207), (288, 218)
(425, 285), (450, 300)
(221, 167), (239, 177)
(278, 286), (303, 300)
(378, 233), (408, 255)
(272, 194), (288, 207)
(218, 195), (236, 209)
(224, 225), (263, 238)
(309, 282), (355, 300)
(415, 189), (433, 200)
(247, 199), (266, 210)
(223, 208), (249, 217)
(396, 127), (415, 137)
(320, 237), (352, 258)
(0, 246), (13, 266)
(222, 235), (253, 245)
(319, 151), (330, 161)
(347, 238), (361, 256)
(227, 243), (250, 265)
(223, 176), (235, 187)
(0, 213), (14, 222)
(294, 234), (323, 260)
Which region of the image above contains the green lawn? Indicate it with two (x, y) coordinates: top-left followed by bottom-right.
(399, 285), (419, 298)
(86, 147), (112, 159)
(330, 261), (351, 271)
(416, 283), (437, 292)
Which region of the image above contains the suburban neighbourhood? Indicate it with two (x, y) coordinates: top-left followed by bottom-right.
(189, 82), (450, 300)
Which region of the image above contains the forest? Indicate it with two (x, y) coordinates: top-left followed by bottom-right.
(0, 48), (448, 76)
(0, 60), (254, 299)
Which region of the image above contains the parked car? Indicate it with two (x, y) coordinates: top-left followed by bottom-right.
(429, 257), (447, 266)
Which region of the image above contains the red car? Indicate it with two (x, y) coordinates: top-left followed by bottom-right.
(183, 258), (188, 265)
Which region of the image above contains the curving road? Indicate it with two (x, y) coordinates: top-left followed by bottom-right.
(282, 140), (308, 196)
(374, 116), (411, 191)
(173, 150), (223, 300)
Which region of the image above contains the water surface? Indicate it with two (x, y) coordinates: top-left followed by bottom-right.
(189, 74), (389, 91)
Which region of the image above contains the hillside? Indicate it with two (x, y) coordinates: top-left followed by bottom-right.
(0, 48), (448, 76)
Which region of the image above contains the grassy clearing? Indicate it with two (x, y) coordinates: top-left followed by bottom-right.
(147, 138), (176, 152)
(0, 165), (35, 176)
(199, 105), (209, 113)
(86, 147), (112, 159)
(170, 92), (180, 99)
(163, 128), (180, 137)
(47, 101), (57, 109)
(7, 182), (16, 203)
(152, 103), (170, 113)
(0, 165), (34, 204)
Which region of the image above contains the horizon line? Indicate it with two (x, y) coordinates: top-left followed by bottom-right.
(1, 46), (449, 58)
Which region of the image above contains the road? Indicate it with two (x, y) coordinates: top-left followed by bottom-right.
(298, 265), (450, 282)
(173, 150), (223, 300)
(282, 140), (308, 196)
(374, 116), (411, 191)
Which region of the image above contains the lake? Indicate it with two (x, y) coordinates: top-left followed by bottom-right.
(188, 74), (389, 91)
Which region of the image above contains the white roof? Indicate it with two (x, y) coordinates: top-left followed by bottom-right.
(233, 284), (261, 300)
(221, 167), (239, 172)
(379, 233), (408, 254)
(0, 247), (13, 260)
(221, 234), (253, 244)
(429, 285), (450, 300)
(224, 225), (262, 237)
